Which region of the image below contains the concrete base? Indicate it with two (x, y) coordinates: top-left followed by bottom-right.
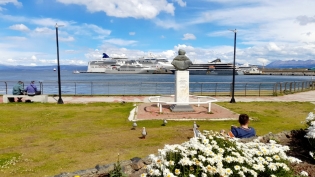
(170, 104), (195, 112)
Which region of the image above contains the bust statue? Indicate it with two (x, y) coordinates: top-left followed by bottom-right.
(171, 49), (193, 70)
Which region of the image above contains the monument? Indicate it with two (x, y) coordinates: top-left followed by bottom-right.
(170, 49), (194, 112)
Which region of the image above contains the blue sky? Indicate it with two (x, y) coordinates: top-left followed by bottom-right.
(0, 0), (315, 66)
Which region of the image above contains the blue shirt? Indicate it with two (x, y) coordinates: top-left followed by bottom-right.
(25, 84), (37, 95)
(231, 126), (256, 138)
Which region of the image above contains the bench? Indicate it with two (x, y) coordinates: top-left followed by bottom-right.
(2, 95), (48, 103)
(148, 95), (218, 113)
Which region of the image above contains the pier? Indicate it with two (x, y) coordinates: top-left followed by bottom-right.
(261, 69), (315, 76)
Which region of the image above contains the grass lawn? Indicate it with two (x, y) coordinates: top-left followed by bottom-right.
(0, 101), (314, 177)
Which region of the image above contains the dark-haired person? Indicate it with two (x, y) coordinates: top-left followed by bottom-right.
(25, 81), (38, 96)
(230, 114), (256, 138)
(12, 81), (24, 102)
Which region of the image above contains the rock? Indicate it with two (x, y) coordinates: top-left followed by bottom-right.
(95, 163), (114, 175)
(130, 157), (145, 171)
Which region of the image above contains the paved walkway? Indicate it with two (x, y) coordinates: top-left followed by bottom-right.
(43, 90), (315, 103)
(2, 91), (315, 121)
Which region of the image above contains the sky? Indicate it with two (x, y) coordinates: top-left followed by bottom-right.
(0, 0), (315, 66)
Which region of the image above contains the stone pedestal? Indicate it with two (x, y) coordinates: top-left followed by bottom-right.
(170, 70), (194, 112)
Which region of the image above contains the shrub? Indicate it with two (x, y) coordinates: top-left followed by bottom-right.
(304, 112), (315, 161)
(144, 130), (301, 177)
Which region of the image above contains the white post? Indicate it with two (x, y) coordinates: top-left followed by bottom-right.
(159, 103), (162, 113)
(157, 97), (160, 107)
(198, 97), (200, 107)
(208, 103), (211, 113)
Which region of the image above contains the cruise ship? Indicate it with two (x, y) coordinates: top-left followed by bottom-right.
(137, 55), (174, 74)
(170, 58), (243, 75)
(238, 63), (262, 75)
(85, 53), (156, 74)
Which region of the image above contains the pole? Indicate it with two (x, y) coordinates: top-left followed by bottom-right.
(56, 23), (63, 104)
(230, 29), (237, 103)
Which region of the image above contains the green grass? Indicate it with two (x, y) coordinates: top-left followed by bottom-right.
(0, 101), (314, 177)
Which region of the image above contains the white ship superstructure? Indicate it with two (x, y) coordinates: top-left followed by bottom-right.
(171, 58), (243, 75)
(137, 55), (174, 74)
(239, 64), (262, 75)
(86, 53), (156, 74)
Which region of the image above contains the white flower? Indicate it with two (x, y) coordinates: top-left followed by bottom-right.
(224, 156), (233, 163)
(225, 168), (233, 175)
(306, 112), (314, 122)
(140, 173), (147, 177)
(268, 163), (278, 171)
(300, 170), (309, 176)
(310, 151), (314, 157)
(174, 169), (180, 175)
(273, 155), (280, 161)
(238, 171), (246, 177)
(234, 165), (240, 171)
(153, 169), (161, 176)
(201, 172), (207, 177)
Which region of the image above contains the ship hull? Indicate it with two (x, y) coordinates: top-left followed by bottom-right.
(189, 69), (244, 75)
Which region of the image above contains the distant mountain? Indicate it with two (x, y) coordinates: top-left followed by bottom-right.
(0, 65), (87, 71)
(266, 60), (315, 69)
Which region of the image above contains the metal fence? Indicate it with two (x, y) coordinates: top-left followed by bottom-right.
(1, 80), (314, 96)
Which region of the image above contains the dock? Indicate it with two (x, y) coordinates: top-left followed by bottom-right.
(261, 69), (315, 76)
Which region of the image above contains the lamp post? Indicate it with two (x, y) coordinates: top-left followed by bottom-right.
(229, 29), (237, 103)
(55, 23), (63, 104)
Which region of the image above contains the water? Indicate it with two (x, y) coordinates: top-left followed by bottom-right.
(0, 70), (314, 95)
(1, 70), (314, 82)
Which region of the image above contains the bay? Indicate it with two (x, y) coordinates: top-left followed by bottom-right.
(0, 70), (314, 95)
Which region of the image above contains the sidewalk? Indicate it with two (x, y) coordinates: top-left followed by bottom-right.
(44, 90), (315, 103)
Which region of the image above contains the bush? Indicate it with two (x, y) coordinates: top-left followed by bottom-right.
(304, 112), (315, 162)
(143, 130), (301, 177)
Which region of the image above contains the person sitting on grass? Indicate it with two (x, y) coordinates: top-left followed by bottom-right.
(230, 114), (256, 138)
(220, 114), (256, 138)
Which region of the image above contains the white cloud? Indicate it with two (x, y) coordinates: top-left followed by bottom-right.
(154, 18), (181, 29)
(103, 38), (137, 46)
(83, 24), (111, 36)
(31, 55), (37, 61)
(257, 58), (269, 65)
(59, 36), (75, 42)
(129, 32), (135, 35)
(267, 42), (281, 51)
(296, 15), (315, 26)
(9, 24), (29, 31)
(182, 33), (196, 40)
(56, 0), (175, 19)
(34, 27), (54, 34)
(173, 0), (186, 7)
(0, 0), (22, 7)
(4, 36), (27, 41)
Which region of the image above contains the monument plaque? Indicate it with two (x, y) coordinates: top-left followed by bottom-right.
(175, 71), (189, 103)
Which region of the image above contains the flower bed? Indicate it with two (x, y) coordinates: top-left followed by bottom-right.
(144, 130), (308, 177)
